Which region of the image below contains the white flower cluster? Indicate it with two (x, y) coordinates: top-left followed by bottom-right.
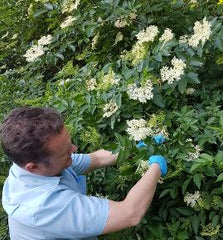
(127, 80), (154, 103)
(86, 78), (97, 91)
(12, 34), (18, 40)
(187, 144), (201, 161)
(153, 128), (169, 139)
(129, 12), (137, 20)
(136, 25), (159, 44)
(160, 57), (186, 84)
(126, 119), (153, 141)
(24, 34), (53, 62)
(92, 33), (99, 50)
(115, 18), (129, 28)
(131, 43), (147, 65)
(189, 0), (198, 4)
(188, 18), (212, 48)
(27, 3), (33, 16)
(186, 88), (196, 95)
(38, 35), (53, 46)
(103, 70), (120, 86)
(62, 0), (80, 13)
(184, 191), (201, 208)
(60, 16), (77, 28)
(103, 100), (118, 118)
(159, 28), (174, 43)
(136, 160), (149, 176)
(24, 45), (44, 62)
(94, 193), (109, 199)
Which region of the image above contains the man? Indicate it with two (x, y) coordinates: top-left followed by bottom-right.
(1, 106), (167, 240)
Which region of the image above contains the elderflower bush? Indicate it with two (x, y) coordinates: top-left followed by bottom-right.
(1, 0), (223, 239)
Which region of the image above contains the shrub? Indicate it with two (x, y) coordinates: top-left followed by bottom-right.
(1, 0), (223, 239)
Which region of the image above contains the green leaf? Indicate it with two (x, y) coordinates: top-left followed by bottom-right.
(170, 187), (177, 199)
(178, 78), (187, 94)
(33, 9), (48, 17)
(199, 153), (214, 162)
(159, 189), (170, 198)
(153, 94), (165, 108)
(189, 58), (203, 67)
(115, 133), (125, 146)
(216, 173), (223, 183)
(212, 215), (220, 227)
(177, 231), (189, 240)
(190, 163), (202, 172)
(191, 215), (200, 234)
(215, 151), (223, 169)
(176, 207), (193, 216)
(204, 167), (216, 177)
(44, 3), (54, 10)
(186, 72), (200, 83)
(182, 177), (192, 194)
(154, 53), (162, 62)
(195, 237), (204, 240)
(55, 53), (64, 60)
(193, 174), (202, 189)
(69, 45), (76, 52)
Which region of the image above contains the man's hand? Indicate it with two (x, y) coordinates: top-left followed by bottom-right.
(148, 155), (167, 177)
(153, 134), (166, 145)
(85, 150), (118, 173)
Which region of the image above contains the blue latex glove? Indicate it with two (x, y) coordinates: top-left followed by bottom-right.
(136, 140), (147, 149)
(153, 134), (166, 145)
(148, 155), (168, 177)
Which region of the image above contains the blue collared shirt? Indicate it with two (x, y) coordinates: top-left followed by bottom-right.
(2, 154), (109, 240)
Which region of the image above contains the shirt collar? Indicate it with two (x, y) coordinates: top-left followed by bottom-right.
(11, 163), (61, 186)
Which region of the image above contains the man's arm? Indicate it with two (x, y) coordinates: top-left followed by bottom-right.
(102, 163), (161, 234)
(84, 149), (118, 173)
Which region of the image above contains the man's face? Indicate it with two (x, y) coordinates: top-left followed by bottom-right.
(42, 127), (77, 176)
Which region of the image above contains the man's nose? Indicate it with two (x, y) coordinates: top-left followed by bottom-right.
(71, 145), (78, 153)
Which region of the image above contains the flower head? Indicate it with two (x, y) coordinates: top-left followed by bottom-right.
(186, 88), (196, 95)
(187, 144), (201, 161)
(136, 25), (159, 44)
(188, 18), (211, 48)
(159, 28), (174, 43)
(115, 18), (129, 28)
(86, 78), (97, 91)
(136, 160), (149, 176)
(103, 100), (119, 118)
(60, 16), (77, 28)
(37, 35), (52, 46)
(131, 43), (147, 65)
(160, 57), (186, 84)
(24, 45), (44, 62)
(126, 119), (153, 141)
(62, 0), (80, 13)
(102, 69), (120, 86)
(184, 191), (201, 208)
(127, 80), (154, 103)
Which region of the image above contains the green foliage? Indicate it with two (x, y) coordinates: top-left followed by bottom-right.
(1, 0), (223, 239)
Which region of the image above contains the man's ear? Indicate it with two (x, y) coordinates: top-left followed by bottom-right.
(25, 162), (39, 173)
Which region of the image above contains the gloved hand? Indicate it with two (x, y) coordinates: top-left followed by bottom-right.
(148, 155), (167, 177)
(153, 134), (166, 145)
(136, 140), (148, 149)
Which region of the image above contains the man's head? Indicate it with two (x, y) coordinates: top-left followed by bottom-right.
(0, 107), (77, 176)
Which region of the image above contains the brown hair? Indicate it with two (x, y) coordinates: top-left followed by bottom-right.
(0, 107), (64, 166)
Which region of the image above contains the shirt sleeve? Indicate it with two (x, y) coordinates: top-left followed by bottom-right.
(33, 188), (109, 239)
(71, 153), (91, 175)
